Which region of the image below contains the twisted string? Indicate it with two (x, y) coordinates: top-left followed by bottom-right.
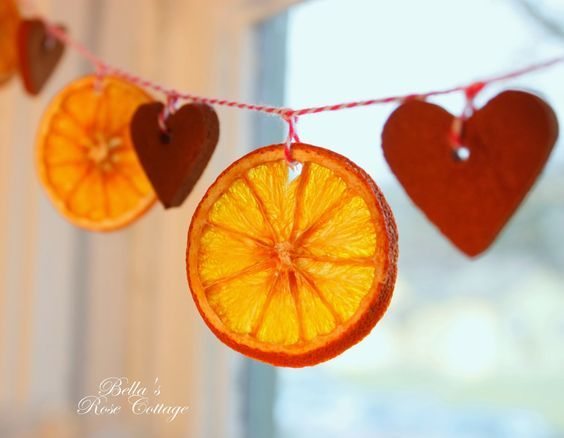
(157, 92), (180, 132)
(283, 114), (301, 163)
(43, 20), (564, 118)
(448, 82), (487, 151)
(21, 1), (564, 145)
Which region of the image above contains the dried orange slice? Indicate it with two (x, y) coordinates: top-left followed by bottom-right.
(36, 75), (156, 231)
(187, 144), (398, 367)
(0, 0), (20, 84)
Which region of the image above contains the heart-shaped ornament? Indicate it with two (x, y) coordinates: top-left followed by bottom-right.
(131, 102), (219, 208)
(382, 90), (558, 257)
(17, 19), (65, 95)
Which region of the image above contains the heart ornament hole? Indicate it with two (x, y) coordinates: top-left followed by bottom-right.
(453, 146), (471, 162)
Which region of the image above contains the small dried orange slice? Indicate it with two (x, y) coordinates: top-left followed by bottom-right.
(187, 144), (398, 367)
(36, 75), (156, 231)
(0, 0), (20, 84)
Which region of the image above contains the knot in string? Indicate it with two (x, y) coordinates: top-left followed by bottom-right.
(464, 81), (486, 101)
(462, 81), (486, 117)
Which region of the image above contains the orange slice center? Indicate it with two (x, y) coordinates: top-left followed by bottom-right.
(273, 241), (294, 270)
(86, 132), (122, 170)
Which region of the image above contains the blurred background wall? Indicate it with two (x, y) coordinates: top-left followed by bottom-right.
(0, 0), (299, 436)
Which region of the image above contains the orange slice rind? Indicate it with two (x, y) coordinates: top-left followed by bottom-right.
(36, 75), (156, 231)
(187, 143), (398, 367)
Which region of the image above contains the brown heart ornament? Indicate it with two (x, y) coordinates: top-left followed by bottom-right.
(382, 90), (558, 257)
(17, 19), (65, 95)
(131, 102), (219, 208)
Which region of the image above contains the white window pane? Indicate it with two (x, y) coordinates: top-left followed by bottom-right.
(273, 1), (564, 437)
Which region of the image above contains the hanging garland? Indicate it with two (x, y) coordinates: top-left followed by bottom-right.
(1, 0), (561, 366)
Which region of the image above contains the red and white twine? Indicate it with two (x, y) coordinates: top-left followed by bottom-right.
(22, 0), (564, 162)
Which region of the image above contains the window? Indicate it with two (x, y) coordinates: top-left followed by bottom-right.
(251, 1), (564, 437)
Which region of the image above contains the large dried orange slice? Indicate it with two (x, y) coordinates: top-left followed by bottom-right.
(0, 0), (20, 84)
(187, 144), (398, 367)
(36, 75), (156, 231)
